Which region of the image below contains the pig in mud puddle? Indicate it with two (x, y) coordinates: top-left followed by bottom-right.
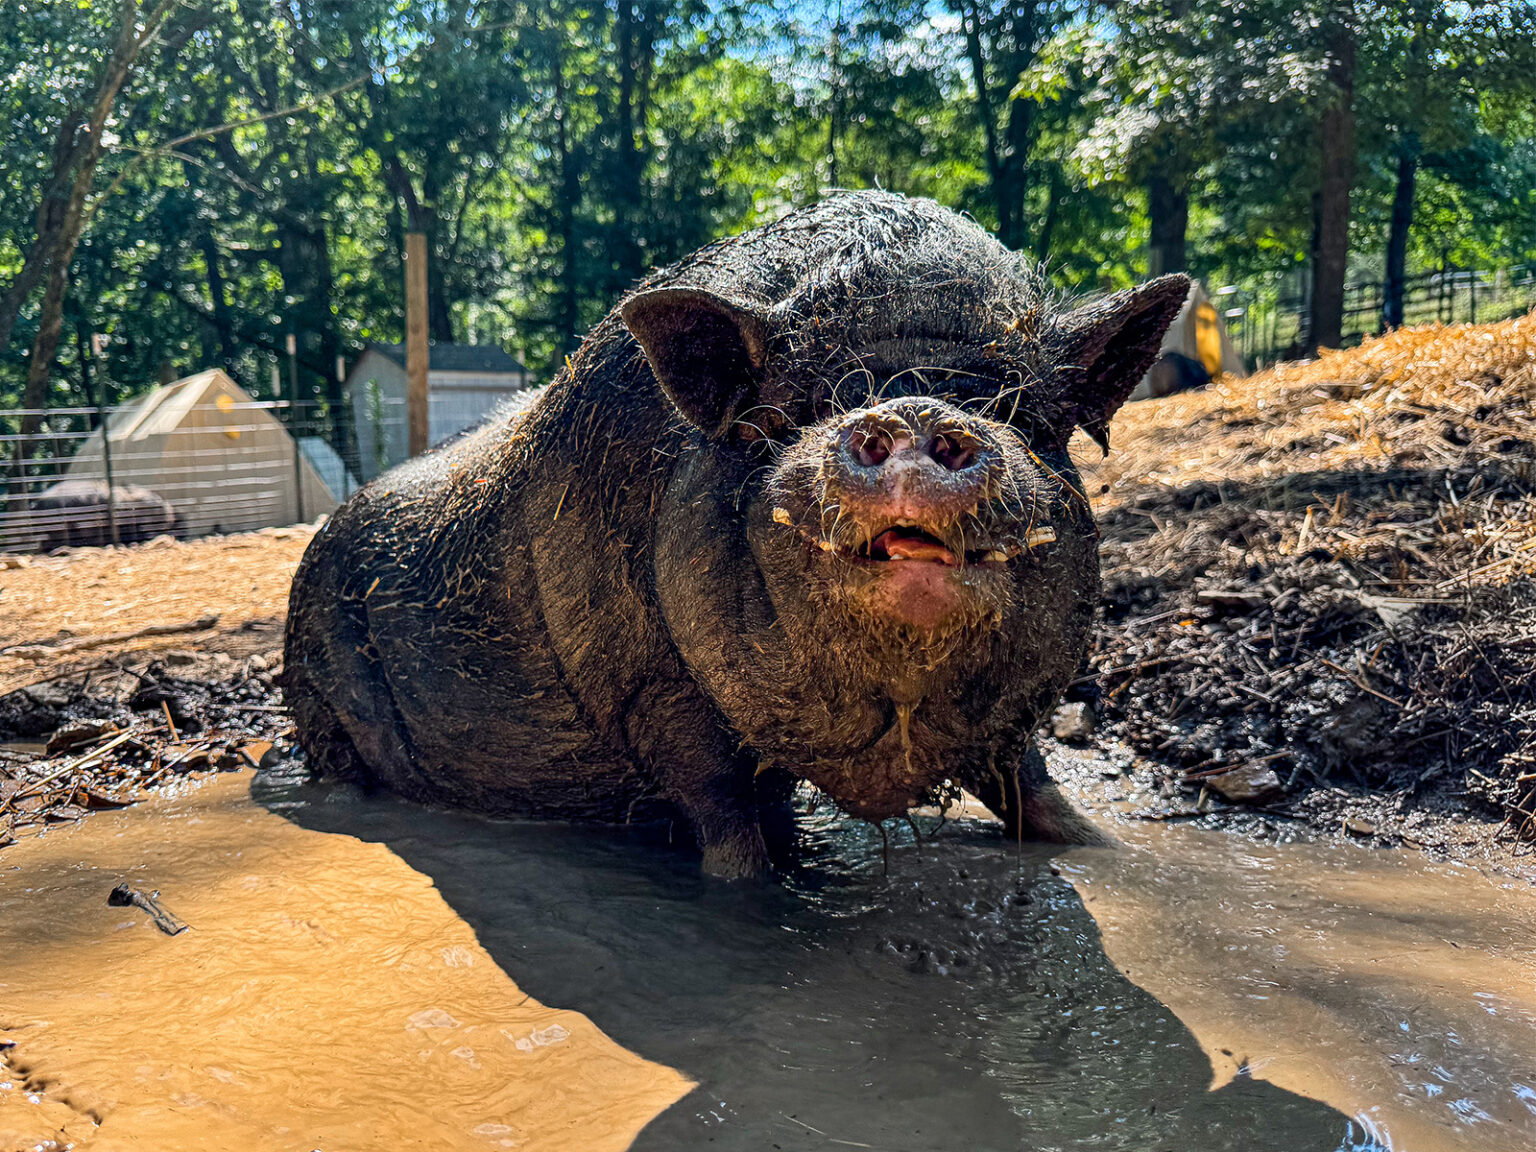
(285, 190), (1189, 876)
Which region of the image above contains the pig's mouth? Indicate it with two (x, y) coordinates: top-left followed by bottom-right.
(861, 524), (961, 566)
(860, 525), (952, 565)
(772, 507), (1054, 569)
(851, 521), (1023, 567)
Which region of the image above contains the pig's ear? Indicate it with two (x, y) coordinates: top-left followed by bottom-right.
(620, 287), (771, 438)
(1047, 273), (1190, 453)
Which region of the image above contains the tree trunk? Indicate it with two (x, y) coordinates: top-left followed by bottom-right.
(996, 2), (1037, 251)
(19, 139), (102, 435)
(382, 157), (454, 344)
(1382, 137), (1418, 330)
(1308, 9), (1357, 351)
(1147, 167), (1189, 277)
(957, 0), (1037, 251)
(997, 92), (1032, 250)
(0, 0), (178, 355)
(19, 258), (73, 440)
(552, 43), (581, 352)
(958, 0), (1005, 240)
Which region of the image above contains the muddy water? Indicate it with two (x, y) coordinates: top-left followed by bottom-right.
(0, 772), (691, 1151)
(1060, 822), (1536, 1152)
(258, 774), (1386, 1152)
(3, 771), (1532, 1152)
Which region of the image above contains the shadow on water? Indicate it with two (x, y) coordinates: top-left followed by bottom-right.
(254, 771), (1385, 1152)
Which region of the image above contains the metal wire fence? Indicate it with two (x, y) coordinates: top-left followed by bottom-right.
(0, 391), (371, 553)
(8, 263), (1532, 552)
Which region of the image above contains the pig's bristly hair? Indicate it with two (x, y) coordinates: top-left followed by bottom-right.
(625, 190), (1063, 419)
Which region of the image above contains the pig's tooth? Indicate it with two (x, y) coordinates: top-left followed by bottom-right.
(1025, 526), (1057, 548)
(982, 549), (1009, 563)
(773, 507), (794, 526)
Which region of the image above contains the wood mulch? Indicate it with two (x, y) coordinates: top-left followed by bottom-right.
(1075, 310), (1536, 852)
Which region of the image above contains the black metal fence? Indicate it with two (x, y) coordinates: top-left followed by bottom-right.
(1217, 262), (1536, 370)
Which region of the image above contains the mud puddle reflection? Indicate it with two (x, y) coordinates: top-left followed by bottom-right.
(258, 774), (1386, 1151)
(0, 772), (690, 1151)
(1060, 820), (1536, 1152)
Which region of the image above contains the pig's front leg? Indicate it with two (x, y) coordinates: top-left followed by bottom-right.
(969, 739), (1113, 847)
(692, 780), (773, 880)
(625, 679), (772, 880)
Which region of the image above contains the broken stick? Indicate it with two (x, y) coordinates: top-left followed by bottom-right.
(108, 883), (189, 936)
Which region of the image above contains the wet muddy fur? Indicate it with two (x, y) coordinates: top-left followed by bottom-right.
(285, 192), (1186, 878)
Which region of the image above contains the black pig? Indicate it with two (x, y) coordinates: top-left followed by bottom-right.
(31, 479), (178, 550)
(285, 192), (1187, 877)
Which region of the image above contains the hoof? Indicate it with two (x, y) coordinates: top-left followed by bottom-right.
(1017, 782), (1118, 847)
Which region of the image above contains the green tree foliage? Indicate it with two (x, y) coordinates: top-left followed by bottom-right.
(2, 0), (1534, 451)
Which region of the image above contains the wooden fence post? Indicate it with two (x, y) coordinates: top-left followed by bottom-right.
(405, 233), (429, 458)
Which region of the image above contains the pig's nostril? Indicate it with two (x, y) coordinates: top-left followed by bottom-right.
(847, 428), (891, 468)
(927, 433), (976, 472)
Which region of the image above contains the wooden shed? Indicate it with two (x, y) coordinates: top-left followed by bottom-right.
(346, 342), (532, 481)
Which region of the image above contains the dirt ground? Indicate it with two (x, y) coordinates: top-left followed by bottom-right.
(0, 526), (311, 695)
(1071, 310), (1536, 874)
(0, 527), (310, 853)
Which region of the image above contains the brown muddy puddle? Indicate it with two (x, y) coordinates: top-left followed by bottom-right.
(0, 772), (690, 1151)
(1060, 822), (1536, 1151)
(2, 769), (1534, 1151)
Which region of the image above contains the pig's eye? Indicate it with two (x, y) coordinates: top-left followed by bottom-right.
(731, 406), (793, 444)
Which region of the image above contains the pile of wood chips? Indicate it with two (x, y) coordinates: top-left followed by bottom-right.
(1077, 309), (1536, 841)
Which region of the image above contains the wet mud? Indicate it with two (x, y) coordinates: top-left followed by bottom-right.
(4, 765), (1533, 1151)
(261, 771), (1382, 1152)
(0, 772), (690, 1152)
(1063, 819), (1536, 1151)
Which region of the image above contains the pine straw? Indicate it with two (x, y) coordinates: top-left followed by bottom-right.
(1078, 310), (1536, 843)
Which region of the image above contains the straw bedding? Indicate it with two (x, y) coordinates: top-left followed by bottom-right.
(1079, 310), (1536, 840)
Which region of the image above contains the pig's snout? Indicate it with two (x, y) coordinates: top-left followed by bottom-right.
(842, 424), (980, 473)
(828, 400), (999, 521)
